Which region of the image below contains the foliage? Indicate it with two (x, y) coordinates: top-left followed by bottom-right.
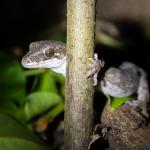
(110, 96), (132, 110)
(0, 51), (65, 149)
(0, 112), (50, 150)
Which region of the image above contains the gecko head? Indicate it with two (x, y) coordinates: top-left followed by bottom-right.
(21, 40), (66, 69)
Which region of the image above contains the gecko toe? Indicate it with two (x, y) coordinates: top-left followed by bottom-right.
(86, 53), (104, 86)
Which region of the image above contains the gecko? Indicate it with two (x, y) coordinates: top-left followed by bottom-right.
(21, 40), (149, 120)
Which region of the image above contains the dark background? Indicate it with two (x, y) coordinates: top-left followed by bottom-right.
(0, 0), (150, 70)
(0, 0), (150, 149)
(0, 0), (66, 51)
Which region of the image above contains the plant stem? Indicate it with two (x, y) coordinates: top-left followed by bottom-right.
(65, 0), (96, 149)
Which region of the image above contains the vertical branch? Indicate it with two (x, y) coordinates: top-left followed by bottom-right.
(65, 0), (96, 149)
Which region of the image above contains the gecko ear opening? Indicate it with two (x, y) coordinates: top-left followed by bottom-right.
(45, 48), (55, 57)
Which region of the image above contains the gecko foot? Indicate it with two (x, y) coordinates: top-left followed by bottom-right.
(86, 53), (104, 86)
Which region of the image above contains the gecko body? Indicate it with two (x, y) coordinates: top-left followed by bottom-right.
(100, 62), (140, 97)
(22, 40), (149, 118)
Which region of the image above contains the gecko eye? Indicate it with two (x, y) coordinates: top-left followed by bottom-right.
(45, 48), (54, 57)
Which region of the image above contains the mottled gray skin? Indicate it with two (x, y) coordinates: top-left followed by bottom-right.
(100, 62), (140, 97)
(100, 61), (149, 118)
(22, 40), (104, 85)
(22, 40), (66, 64)
(21, 40), (149, 118)
(22, 40), (66, 75)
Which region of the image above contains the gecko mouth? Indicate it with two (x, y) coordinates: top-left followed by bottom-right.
(21, 57), (65, 69)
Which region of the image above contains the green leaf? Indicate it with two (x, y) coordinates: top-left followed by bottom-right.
(0, 99), (25, 123)
(0, 112), (50, 150)
(0, 99), (18, 116)
(0, 52), (26, 105)
(111, 96), (131, 110)
(51, 70), (65, 85)
(24, 92), (62, 120)
(47, 102), (64, 120)
(37, 70), (58, 93)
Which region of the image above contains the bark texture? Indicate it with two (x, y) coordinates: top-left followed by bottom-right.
(65, 0), (96, 149)
(101, 102), (150, 150)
